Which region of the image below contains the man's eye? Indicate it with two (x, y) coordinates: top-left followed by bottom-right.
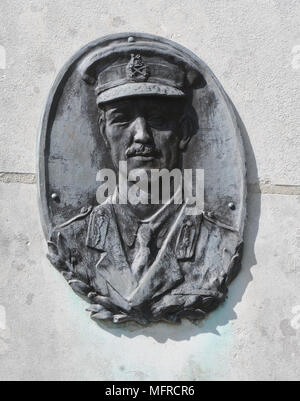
(148, 114), (171, 128)
(111, 114), (129, 124)
(148, 113), (165, 123)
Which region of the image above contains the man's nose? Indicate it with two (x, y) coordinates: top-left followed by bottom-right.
(131, 117), (152, 143)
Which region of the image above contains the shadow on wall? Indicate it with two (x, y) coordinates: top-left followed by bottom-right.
(95, 99), (261, 344)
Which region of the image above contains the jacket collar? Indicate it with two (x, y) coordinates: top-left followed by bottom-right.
(112, 186), (183, 248)
(86, 200), (203, 304)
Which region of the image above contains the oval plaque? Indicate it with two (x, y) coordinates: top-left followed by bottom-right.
(38, 33), (247, 325)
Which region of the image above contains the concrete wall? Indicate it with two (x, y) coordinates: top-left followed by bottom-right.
(0, 0), (299, 381)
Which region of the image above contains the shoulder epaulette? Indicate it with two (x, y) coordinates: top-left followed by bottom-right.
(55, 205), (93, 230)
(203, 211), (238, 233)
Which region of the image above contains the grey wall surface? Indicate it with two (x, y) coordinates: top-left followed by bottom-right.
(0, 0), (300, 381)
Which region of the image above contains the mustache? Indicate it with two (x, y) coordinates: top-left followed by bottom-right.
(125, 144), (161, 158)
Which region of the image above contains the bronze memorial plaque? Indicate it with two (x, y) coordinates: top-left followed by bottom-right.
(38, 33), (246, 325)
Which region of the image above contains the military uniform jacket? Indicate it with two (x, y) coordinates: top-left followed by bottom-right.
(48, 198), (242, 323)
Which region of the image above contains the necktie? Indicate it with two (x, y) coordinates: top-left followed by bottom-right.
(131, 223), (152, 281)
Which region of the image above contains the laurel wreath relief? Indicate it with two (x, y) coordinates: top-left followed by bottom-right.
(47, 229), (241, 325)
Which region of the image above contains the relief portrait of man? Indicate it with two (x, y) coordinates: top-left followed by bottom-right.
(44, 35), (245, 324)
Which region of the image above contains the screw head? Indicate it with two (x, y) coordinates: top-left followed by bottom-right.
(228, 202), (236, 211)
(128, 36), (135, 43)
(51, 193), (59, 201)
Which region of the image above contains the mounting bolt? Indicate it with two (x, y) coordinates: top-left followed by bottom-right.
(128, 36), (135, 43)
(228, 202), (236, 211)
(51, 193), (59, 202)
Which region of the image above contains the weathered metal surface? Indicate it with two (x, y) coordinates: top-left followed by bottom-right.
(38, 33), (247, 325)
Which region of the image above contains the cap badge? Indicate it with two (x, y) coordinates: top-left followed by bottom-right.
(126, 54), (150, 82)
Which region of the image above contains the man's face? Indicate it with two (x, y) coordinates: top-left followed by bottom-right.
(101, 97), (186, 175)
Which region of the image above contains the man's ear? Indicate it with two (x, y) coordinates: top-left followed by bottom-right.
(98, 111), (110, 149)
(178, 114), (192, 151)
(179, 136), (191, 151)
(178, 103), (199, 151)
